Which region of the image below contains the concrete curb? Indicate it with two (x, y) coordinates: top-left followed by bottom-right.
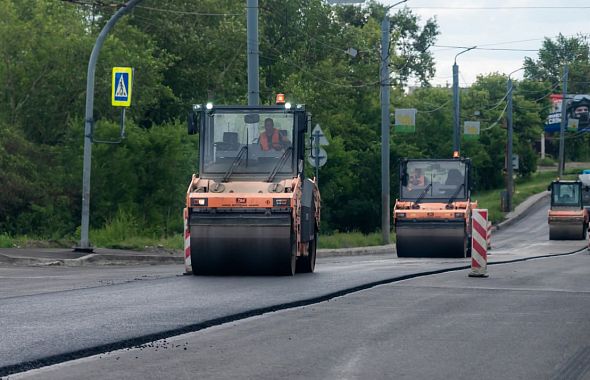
(494, 191), (549, 231)
(0, 253), (183, 267)
(318, 244), (394, 258)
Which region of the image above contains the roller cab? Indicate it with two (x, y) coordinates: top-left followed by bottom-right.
(548, 180), (588, 240)
(393, 158), (476, 258)
(185, 104), (320, 275)
(578, 170), (590, 211)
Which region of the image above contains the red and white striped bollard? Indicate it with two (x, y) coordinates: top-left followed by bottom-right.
(487, 221), (492, 251)
(469, 209), (489, 278)
(183, 208), (192, 274)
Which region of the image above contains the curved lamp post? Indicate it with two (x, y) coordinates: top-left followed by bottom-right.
(380, 0), (408, 244)
(452, 46), (476, 155)
(77, 0), (145, 252)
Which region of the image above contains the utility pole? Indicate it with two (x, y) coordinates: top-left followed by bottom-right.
(76, 0), (144, 252)
(246, 0), (259, 106)
(506, 77), (514, 211)
(452, 46), (476, 155)
(380, 15), (391, 245)
(558, 64), (569, 177)
(505, 67), (524, 212)
(379, 0), (407, 245)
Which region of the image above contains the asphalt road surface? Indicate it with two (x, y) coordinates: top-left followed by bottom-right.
(2, 200), (589, 379)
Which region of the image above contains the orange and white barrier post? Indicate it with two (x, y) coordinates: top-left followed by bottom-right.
(183, 208), (192, 274)
(487, 221), (492, 250)
(469, 209), (489, 278)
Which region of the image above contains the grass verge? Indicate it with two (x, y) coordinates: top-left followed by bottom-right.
(0, 233), (14, 248)
(89, 211), (183, 251)
(318, 231), (394, 249)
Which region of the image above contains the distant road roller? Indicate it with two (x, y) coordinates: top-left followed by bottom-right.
(184, 101), (320, 275)
(578, 170), (590, 210)
(393, 158), (476, 258)
(547, 180), (588, 240)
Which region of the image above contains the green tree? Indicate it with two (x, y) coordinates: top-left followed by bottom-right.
(524, 34), (590, 94)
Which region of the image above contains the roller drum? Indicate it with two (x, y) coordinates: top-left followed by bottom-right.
(395, 220), (467, 258)
(549, 223), (586, 240)
(190, 212), (293, 275)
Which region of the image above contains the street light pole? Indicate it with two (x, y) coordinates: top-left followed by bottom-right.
(76, 0), (144, 252)
(246, 0), (259, 106)
(558, 64), (569, 177)
(506, 67), (524, 212)
(452, 46), (476, 155)
(380, 0), (407, 245)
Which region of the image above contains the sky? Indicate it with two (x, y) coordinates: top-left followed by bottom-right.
(381, 0), (590, 87)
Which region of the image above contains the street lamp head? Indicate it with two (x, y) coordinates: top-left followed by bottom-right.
(508, 67), (525, 79)
(454, 46), (477, 64)
(385, 0), (408, 14)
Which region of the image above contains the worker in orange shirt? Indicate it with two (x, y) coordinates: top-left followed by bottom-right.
(259, 118), (290, 151)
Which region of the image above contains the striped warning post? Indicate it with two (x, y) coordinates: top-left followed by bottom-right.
(183, 208), (192, 274)
(487, 221), (492, 250)
(469, 209), (489, 278)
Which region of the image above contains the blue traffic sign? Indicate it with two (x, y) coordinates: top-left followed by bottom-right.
(112, 67), (133, 107)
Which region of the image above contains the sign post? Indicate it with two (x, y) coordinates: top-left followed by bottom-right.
(112, 67), (133, 138)
(308, 124), (329, 184)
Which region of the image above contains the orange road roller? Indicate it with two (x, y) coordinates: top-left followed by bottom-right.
(184, 103), (320, 275)
(393, 157), (477, 258)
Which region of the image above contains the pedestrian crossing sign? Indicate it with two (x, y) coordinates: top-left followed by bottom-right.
(111, 67), (133, 107)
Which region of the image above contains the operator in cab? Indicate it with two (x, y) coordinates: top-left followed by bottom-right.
(259, 118), (290, 151)
(409, 168), (427, 187)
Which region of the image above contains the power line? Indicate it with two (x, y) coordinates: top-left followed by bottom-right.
(416, 99), (452, 113)
(60, 0), (121, 8)
(434, 45), (538, 52)
(545, 130), (590, 140)
(259, 50), (381, 88)
(136, 5), (241, 16)
(479, 93), (508, 112)
(520, 83), (562, 102)
(410, 6), (590, 10)
(481, 103), (508, 131)
(433, 33), (590, 54)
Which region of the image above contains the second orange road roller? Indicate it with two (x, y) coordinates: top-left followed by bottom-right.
(393, 157), (477, 258)
(184, 101), (320, 275)
(547, 180), (588, 240)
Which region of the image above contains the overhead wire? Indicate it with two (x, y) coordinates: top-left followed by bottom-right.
(415, 99), (452, 113)
(258, 48), (382, 88)
(434, 45), (538, 52)
(480, 103), (508, 131)
(545, 130), (590, 140)
(65, 0), (589, 104)
(135, 5), (242, 16)
(409, 6), (590, 10)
